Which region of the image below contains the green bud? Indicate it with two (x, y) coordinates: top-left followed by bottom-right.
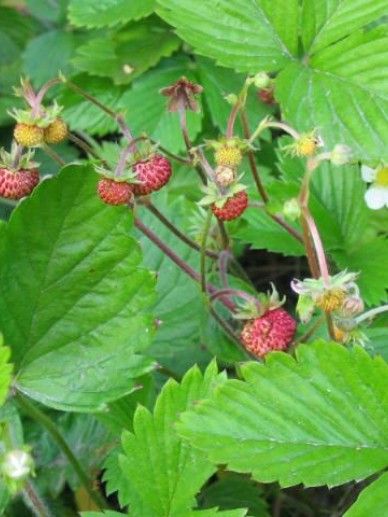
(252, 72), (271, 89)
(283, 198), (301, 221)
(224, 93), (238, 105)
(330, 144), (352, 166)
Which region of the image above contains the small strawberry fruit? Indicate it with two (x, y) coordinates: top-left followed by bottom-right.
(44, 118), (67, 144)
(14, 123), (43, 147)
(240, 308), (296, 358)
(212, 191), (248, 221)
(133, 154), (172, 196)
(97, 178), (133, 206)
(258, 88), (275, 105)
(0, 144), (40, 200)
(0, 168), (39, 200)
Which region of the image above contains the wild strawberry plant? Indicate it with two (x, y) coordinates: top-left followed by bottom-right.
(0, 0), (387, 515)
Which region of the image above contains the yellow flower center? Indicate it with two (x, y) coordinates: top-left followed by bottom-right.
(316, 288), (345, 312)
(376, 166), (388, 187)
(296, 136), (317, 157)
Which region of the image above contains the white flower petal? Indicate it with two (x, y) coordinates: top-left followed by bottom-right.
(361, 165), (376, 183)
(364, 185), (387, 210)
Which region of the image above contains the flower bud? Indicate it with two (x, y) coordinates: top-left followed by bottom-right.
(330, 144), (352, 166)
(215, 165), (236, 187)
(2, 449), (33, 481)
(283, 198), (301, 221)
(341, 295), (364, 317)
(224, 93), (238, 105)
(252, 72), (271, 89)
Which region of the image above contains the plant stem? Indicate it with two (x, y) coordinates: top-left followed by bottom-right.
(68, 133), (105, 163)
(240, 111), (304, 244)
(135, 217), (235, 311)
(142, 201), (218, 259)
(249, 119), (300, 144)
(355, 304), (388, 324)
(41, 144), (66, 166)
(292, 315), (325, 346)
(200, 210), (213, 292)
(64, 80), (117, 118)
(11, 143), (23, 169)
(15, 393), (107, 510)
(23, 480), (52, 517)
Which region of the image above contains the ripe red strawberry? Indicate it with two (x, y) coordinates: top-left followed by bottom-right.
(240, 308), (296, 358)
(0, 168), (39, 200)
(133, 154), (172, 196)
(211, 191), (248, 221)
(97, 178), (133, 206)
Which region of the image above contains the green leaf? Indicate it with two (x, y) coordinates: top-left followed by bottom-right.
(27, 0), (69, 24)
(82, 512), (124, 517)
(156, 0), (297, 71)
(333, 237), (388, 306)
(179, 342), (388, 488)
(276, 28), (388, 162)
(0, 164), (157, 411)
(60, 75), (125, 136)
(118, 57), (202, 152)
(110, 362), (226, 515)
(68, 0), (155, 28)
(72, 20), (181, 85)
(302, 0), (388, 53)
(344, 472), (388, 516)
(196, 57), (273, 133)
(23, 30), (77, 86)
(0, 343), (12, 408)
(236, 207), (305, 257)
(137, 198), (211, 375)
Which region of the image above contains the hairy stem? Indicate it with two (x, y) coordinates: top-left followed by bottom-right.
(42, 144), (66, 167)
(23, 480), (52, 517)
(355, 304), (388, 324)
(200, 210), (213, 292)
(15, 393), (107, 510)
(143, 201), (218, 259)
(135, 217), (235, 311)
(11, 143), (23, 170)
(68, 133), (105, 163)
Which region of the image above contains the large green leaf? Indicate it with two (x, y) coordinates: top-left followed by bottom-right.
(277, 28), (388, 162)
(60, 75), (125, 137)
(108, 362), (227, 515)
(0, 164), (156, 411)
(72, 20), (180, 85)
(344, 472), (388, 516)
(156, 0), (298, 71)
(119, 57), (202, 152)
(68, 0), (155, 28)
(301, 0), (388, 53)
(23, 30), (77, 86)
(179, 342), (388, 488)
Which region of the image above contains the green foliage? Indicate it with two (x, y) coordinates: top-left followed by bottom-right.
(179, 342), (388, 487)
(0, 165), (156, 411)
(0, 342), (12, 408)
(344, 472), (388, 516)
(105, 362), (235, 515)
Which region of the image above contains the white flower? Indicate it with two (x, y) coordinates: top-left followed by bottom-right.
(361, 164), (388, 210)
(2, 449), (33, 480)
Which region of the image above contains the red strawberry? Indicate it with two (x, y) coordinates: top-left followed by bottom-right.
(258, 88), (275, 105)
(240, 308), (296, 358)
(97, 178), (133, 206)
(133, 154), (171, 196)
(0, 168), (39, 200)
(211, 191), (248, 221)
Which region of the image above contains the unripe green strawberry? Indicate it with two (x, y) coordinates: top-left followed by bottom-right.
(240, 308), (296, 358)
(44, 118), (67, 144)
(0, 168), (39, 200)
(14, 124), (44, 147)
(211, 191), (248, 221)
(97, 178), (134, 206)
(133, 154), (172, 196)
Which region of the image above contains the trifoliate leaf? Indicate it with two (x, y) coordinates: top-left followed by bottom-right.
(0, 164), (156, 411)
(179, 341), (388, 488)
(108, 362), (227, 515)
